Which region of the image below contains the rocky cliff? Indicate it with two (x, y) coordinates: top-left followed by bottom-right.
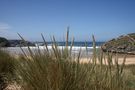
(0, 37), (35, 47)
(0, 37), (10, 47)
(8, 40), (35, 47)
(101, 33), (135, 55)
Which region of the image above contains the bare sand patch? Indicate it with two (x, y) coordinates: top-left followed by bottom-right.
(80, 55), (135, 65)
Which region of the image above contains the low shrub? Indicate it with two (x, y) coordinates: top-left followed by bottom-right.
(0, 49), (16, 89)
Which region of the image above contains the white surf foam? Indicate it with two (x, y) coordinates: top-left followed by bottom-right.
(4, 46), (100, 55)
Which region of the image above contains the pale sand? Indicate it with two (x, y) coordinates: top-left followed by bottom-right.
(80, 55), (135, 65)
(4, 83), (21, 90)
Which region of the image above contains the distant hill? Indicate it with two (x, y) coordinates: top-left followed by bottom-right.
(0, 37), (10, 47)
(8, 40), (35, 47)
(0, 37), (35, 47)
(101, 33), (135, 55)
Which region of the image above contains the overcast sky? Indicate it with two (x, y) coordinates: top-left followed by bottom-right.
(0, 0), (135, 41)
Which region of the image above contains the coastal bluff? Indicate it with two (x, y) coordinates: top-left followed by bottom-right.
(0, 37), (35, 47)
(101, 33), (135, 55)
(0, 37), (10, 47)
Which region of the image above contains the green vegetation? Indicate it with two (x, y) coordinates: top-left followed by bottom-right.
(102, 33), (135, 54)
(0, 31), (135, 90)
(0, 49), (16, 89)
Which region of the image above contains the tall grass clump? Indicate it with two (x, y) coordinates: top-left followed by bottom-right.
(15, 30), (135, 90)
(0, 49), (16, 89)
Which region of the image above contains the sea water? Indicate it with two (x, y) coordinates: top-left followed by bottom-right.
(4, 42), (104, 56)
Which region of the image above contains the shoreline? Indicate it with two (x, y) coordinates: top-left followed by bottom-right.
(80, 54), (135, 65)
(1, 47), (135, 65)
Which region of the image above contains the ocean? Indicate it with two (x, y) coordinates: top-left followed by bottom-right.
(35, 42), (104, 47)
(4, 42), (105, 56)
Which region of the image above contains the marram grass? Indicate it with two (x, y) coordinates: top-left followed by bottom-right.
(14, 31), (135, 90)
(0, 49), (16, 90)
(0, 30), (135, 90)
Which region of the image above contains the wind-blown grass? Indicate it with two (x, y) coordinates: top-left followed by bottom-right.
(0, 49), (16, 90)
(14, 30), (135, 90)
(0, 30), (135, 90)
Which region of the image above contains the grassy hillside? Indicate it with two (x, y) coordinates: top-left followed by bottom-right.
(102, 33), (135, 54)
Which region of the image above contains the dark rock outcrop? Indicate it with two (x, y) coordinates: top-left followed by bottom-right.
(8, 40), (35, 47)
(101, 33), (135, 55)
(0, 37), (35, 47)
(0, 37), (10, 47)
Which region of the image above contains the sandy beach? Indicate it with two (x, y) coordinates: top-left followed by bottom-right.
(80, 55), (135, 65)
